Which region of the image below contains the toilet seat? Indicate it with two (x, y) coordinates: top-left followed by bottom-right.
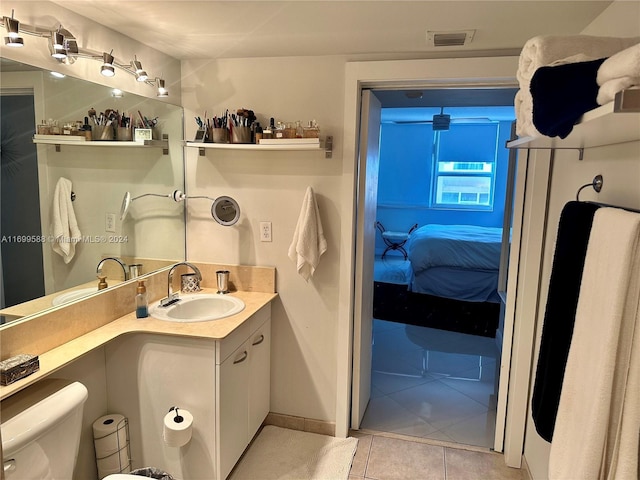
(104, 472), (178, 480)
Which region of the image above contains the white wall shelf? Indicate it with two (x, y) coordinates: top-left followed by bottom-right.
(185, 135), (333, 158)
(506, 88), (640, 159)
(33, 134), (170, 155)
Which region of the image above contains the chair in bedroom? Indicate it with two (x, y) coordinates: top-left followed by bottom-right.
(375, 222), (418, 260)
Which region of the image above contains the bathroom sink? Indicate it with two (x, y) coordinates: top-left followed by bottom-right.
(52, 287), (99, 306)
(149, 293), (245, 323)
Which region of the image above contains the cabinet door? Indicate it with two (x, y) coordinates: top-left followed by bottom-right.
(248, 318), (271, 438)
(218, 342), (250, 480)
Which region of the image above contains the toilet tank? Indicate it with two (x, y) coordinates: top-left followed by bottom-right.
(1, 379), (89, 480)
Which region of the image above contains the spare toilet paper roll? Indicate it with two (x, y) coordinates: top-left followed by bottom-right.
(97, 447), (131, 478)
(93, 414), (128, 458)
(163, 409), (193, 447)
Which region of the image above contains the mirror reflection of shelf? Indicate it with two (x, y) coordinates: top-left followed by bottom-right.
(185, 135), (333, 158)
(506, 88), (640, 159)
(33, 134), (170, 155)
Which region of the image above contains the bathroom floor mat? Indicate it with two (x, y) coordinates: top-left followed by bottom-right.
(229, 425), (358, 480)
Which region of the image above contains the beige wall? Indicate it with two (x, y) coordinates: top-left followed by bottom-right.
(522, 2), (640, 479)
(182, 55), (345, 421)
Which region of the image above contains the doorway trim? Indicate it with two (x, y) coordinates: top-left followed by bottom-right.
(336, 56), (528, 464)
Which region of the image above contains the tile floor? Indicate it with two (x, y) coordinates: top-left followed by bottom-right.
(348, 431), (525, 480)
(360, 319), (500, 448)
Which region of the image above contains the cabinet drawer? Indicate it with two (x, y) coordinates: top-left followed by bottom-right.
(217, 304), (270, 364)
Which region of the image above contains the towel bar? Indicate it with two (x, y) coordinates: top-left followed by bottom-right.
(575, 175), (603, 201)
(576, 174), (640, 213)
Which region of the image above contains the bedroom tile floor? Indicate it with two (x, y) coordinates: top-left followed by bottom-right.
(360, 318), (500, 449)
(348, 431), (525, 480)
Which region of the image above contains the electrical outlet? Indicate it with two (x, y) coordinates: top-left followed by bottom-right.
(105, 213), (116, 233)
(260, 221), (272, 242)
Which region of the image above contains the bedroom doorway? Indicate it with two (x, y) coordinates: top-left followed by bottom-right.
(354, 86), (517, 450)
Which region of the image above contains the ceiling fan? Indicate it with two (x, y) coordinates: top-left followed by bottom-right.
(388, 107), (492, 130)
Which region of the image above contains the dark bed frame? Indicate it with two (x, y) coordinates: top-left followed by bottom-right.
(373, 281), (500, 338)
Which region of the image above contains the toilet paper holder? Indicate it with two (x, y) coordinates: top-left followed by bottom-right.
(93, 414), (132, 476)
(163, 406), (194, 448)
(168, 406), (185, 423)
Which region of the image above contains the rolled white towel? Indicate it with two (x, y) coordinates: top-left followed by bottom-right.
(518, 35), (640, 84)
(514, 89), (540, 138)
(596, 43), (640, 84)
(597, 76), (640, 105)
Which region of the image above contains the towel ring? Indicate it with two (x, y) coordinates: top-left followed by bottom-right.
(576, 174), (603, 201)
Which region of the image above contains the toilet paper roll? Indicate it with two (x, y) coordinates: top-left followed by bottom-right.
(163, 408), (193, 447)
(96, 446), (131, 478)
(93, 414), (128, 458)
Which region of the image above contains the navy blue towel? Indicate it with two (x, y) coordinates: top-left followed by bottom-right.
(530, 57), (607, 139)
(531, 201), (600, 442)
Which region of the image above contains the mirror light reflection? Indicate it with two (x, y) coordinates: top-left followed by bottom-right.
(0, 57), (186, 326)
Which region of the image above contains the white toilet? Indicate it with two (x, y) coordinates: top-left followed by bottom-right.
(1, 378), (88, 480)
(103, 468), (175, 480)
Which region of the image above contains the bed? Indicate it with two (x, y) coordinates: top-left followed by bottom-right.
(407, 224), (503, 304)
(373, 224), (503, 337)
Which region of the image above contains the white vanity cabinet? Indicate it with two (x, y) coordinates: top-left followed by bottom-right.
(104, 301), (272, 480)
(216, 305), (271, 480)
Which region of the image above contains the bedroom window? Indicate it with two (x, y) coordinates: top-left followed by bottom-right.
(430, 123), (499, 210)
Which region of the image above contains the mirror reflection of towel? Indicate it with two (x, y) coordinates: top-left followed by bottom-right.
(288, 186), (327, 281)
(50, 177), (82, 263)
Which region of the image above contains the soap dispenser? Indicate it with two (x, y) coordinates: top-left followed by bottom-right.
(136, 280), (149, 318)
(97, 275), (108, 290)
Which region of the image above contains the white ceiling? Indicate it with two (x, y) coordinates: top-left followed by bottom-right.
(53, 1), (612, 60)
(41, 1), (611, 120)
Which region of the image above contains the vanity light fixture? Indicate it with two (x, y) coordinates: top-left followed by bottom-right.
(156, 78), (168, 98)
(0, 10), (167, 95)
(100, 51), (115, 77)
(3, 11), (23, 47)
(131, 56), (148, 82)
(50, 31), (67, 59)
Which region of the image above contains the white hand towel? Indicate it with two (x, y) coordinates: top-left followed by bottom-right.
(549, 208), (640, 480)
(50, 177), (82, 263)
(288, 186), (327, 281)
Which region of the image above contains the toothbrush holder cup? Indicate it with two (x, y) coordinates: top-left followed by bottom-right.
(92, 125), (114, 141)
(216, 270), (230, 294)
(181, 273), (201, 293)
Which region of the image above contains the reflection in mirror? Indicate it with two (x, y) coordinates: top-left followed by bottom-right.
(0, 58), (185, 326)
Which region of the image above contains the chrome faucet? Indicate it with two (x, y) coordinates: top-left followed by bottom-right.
(161, 262), (202, 307)
(96, 257), (128, 281)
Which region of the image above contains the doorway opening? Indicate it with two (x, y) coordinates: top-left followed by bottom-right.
(0, 90), (45, 320)
(355, 87), (517, 449)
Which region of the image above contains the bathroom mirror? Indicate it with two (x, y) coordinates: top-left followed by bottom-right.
(0, 57), (186, 326)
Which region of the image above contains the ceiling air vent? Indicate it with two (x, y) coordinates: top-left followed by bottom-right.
(427, 30), (475, 47)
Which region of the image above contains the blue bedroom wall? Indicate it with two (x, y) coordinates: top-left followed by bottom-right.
(376, 120), (513, 256)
